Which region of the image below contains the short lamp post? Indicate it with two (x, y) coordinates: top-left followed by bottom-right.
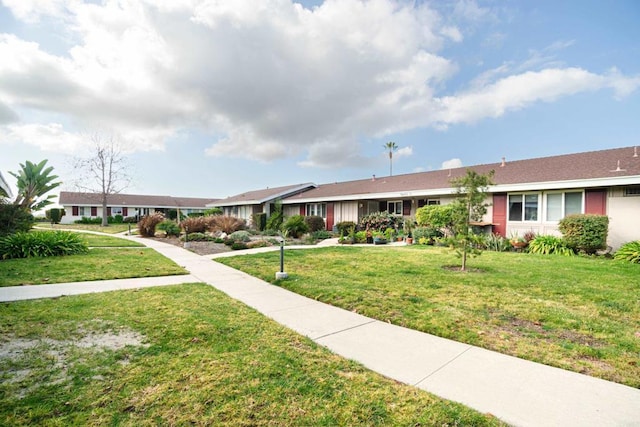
(275, 238), (288, 280)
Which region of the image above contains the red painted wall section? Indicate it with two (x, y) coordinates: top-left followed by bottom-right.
(585, 189), (607, 215)
(492, 193), (507, 237)
(326, 203), (335, 231)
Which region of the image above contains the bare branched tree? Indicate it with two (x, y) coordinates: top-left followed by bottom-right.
(72, 134), (132, 226)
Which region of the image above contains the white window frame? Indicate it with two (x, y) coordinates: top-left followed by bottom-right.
(508, 193), (540, 222)
(387, 200), (403, 215)
(78, 206), (89, 217)
(305, 203), (326, 218)
(111, 207), (123, 216)
(544, 191), (584, 222)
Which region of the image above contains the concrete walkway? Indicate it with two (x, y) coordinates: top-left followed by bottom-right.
(1, 236), (639, 426)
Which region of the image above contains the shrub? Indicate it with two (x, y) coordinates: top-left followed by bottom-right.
(354, 231), (367, 243)
(304, 216), (325, 233)
(282, 215), (309, 238)
(483, 233), (511, 252)
(180, 216), (208, 233)
(312, 230), (333, 240)
(359, 212), (403, 232)
(180, 232), (213, 242)
(123, 216), (138, 223)
(211, 216), (246, 234)
(415, 204), (456, 233)
(266, 202), (284, 231)
(204, 207), (223, 216)
(335, 221), (356, 235)
(0, 231), (88, 259)
(75, 216), (102, 225)
(247, 240), (270, 249)
(614, 241), (640, 263)
(45, 208), (65, 224)
(228, 230), (252, 242)
(157, 220), (181, 237)
(558, 214), (609, 254)
(528, 235), (574, 256)
(112, 214), (124, 224)
(231, 241), (248, 250)
(138, 213), (165, 237)
(252, 212), (267, 231)
(0, 201), (34, 236)
(412, 227), (444, 244)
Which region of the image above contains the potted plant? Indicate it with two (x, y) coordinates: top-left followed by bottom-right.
(373, 231), (387, 245)
(509, 234), (528, 250)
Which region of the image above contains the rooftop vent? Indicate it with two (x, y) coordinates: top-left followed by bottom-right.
(500, 157), (506, 167)
(610, 160), (627, 172)
(634, 147), (638, 158)
(372, 174), (376, 181)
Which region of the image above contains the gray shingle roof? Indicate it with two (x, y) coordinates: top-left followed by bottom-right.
(283, 146), (640, 202)
(210, 183), (316, 207)
(58, 192), (217, 208)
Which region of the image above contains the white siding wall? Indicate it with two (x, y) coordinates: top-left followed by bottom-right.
(334, 202), (359, 223)
(608, 196), (640, 250)
(283, 206), (299, 218)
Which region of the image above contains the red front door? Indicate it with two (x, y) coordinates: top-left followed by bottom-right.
(492, 194), (507, 237)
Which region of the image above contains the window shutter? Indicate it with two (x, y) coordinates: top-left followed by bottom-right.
(417, 199), (426, 208)
(403, 200), (411, 216)
(107, 207), (112, 216)
(300, 205), (305, 216)
(72, 206), (79, 216)
(91, 206), (97, 216)
(123, 207), (128, 216)
(379, 201), (386, 212)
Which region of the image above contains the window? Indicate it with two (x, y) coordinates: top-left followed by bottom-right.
(306, 203), (326, 218)
(624, 186), (640, 196)
(387, 201), (402, 215)
(508, 194), (539, 222)
(545, 192), (583, 221)
(427, 199), (440, 205)
(111, 207), (123, 216)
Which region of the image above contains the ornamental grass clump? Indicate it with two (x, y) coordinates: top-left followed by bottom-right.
(613, 241), (640, 263)
(528, 235), (574, 256)
(211, 215), (246, 234)
(138, 212), (165, 237)
(0, 230), (88, 259)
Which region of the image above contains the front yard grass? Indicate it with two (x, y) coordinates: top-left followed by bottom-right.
(80, 233), (144, 247)
(0, 248), (187, 286)
(217, 246), (640, 388)
(0, 284), (502, 426)
(40, 223), (133, 234)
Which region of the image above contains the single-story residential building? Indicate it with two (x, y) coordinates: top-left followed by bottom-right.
(58, 192), (218, 224)
(207, 183), (316, 225)
(0, 171), (12, 199)
(272, 146), (638, 250)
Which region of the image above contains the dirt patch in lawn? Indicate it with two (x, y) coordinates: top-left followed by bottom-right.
(0, 323), (148, 399)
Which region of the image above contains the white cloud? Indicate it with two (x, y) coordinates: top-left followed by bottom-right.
(396, 146), (413, 158)
(0, 0), (637, 170)
(441, 158), (463, 169)
(2, 122), (84, 154)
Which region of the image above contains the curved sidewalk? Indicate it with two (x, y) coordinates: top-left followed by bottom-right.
(2, 236), (639, 426)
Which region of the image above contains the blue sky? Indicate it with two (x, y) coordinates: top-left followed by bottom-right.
(1, 0), (639, 201)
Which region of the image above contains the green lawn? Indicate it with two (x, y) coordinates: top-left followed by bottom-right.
(80, 233), (144, 247)
(0, 284), (502, 426)
(217, 246), (640, 388)
(38, 223), (134, 234)
(0, 248), (187, 286)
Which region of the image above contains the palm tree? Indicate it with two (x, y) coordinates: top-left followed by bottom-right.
(10, 159), (61, 212)
(383, 141), (398, 176)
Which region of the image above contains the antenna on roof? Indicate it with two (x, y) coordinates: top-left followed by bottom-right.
(610, 160), (627, 172)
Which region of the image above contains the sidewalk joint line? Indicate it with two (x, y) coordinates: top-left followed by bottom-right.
(413, 345), (474, 386)
(313, 319), (377, 340)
